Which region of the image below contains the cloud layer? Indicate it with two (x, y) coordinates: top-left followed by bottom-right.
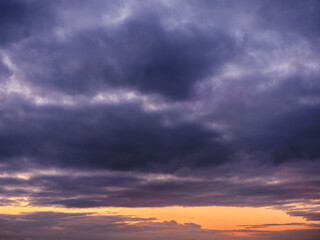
(0, 0), (320, 239)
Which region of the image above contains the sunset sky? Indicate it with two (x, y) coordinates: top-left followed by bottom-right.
(0, 0), (320, 239)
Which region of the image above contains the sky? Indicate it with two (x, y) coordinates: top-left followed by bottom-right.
(0, 0), (320, 239)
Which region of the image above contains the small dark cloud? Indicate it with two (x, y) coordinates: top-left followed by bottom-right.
(261, 228), (320, 240)
(287, 211), (320, 221)
(240, 223), (307, 229)
(258, 0), (320, 41)
(0, 0), (57, 46)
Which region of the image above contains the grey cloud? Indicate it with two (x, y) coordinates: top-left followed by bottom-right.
(0, 57), (11, 83)
(1, 161), (320, 209)
(258, 0), (320, 41)
(0, 98), (230, 172)
(287, 211), (320, 221)
(9, 8), (239, 100)
(0, 0), (57, 46)
(198, 67), (320, 164)
(0, 0), (320, 226)
(261, 228), (320, 240)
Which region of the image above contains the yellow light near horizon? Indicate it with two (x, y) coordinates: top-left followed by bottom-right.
(0, 204), (316, 232)
(105, 206), (311, 230)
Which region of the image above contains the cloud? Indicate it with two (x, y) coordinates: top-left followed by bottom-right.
(261, 228), (320, 240)
(0, 160), (319, 209)
(0, 98), (230, 172)
(258, 0), (320, 41)
(7, 2), (240, 100)
(0, 211), (217, 240)
(0, 0), (57, 46)
(1, 211), (319, 240)
(0, 0), (319, 228)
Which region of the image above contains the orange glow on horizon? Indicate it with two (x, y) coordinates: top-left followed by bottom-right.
(0, 202), (318, 233)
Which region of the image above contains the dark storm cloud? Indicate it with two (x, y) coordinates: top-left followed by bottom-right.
(241, 77), (320, 163)
(42, 177), (318, 208)
(199, 62), (320, 164)
(0, 0), (320, 217)
(0, 0), (57, 46)
(0, 98), (230, 172)
(1, 161), (320, 209)
(214, 75), (320, 164)
(258, 0), (320, 40)
(32, 177), (320, 208)
(9, 6), (239, 99)
(246, 105), (320, 163)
